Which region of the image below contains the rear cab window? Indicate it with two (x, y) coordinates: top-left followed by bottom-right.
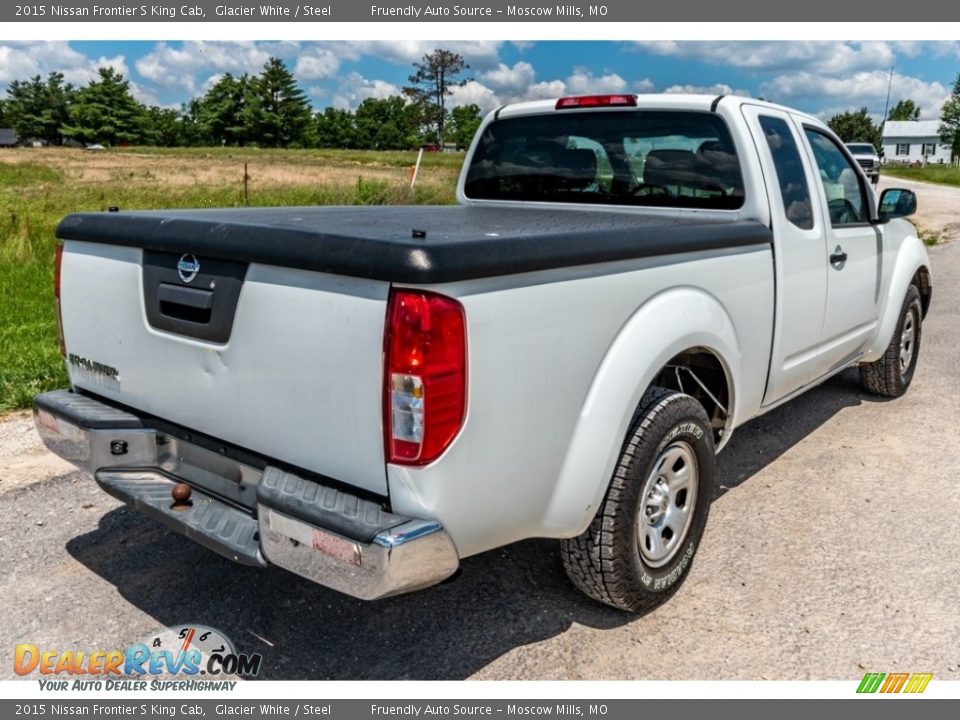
(464, 111), (745, 210)
(758, 115), (814, 230)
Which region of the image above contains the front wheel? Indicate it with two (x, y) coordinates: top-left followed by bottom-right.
(859, 284), (922, 398)
(560, 387), (716, 613)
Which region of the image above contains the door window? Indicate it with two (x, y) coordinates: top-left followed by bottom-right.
(758, 115), (814, 230)
(804, 129), (869, 226)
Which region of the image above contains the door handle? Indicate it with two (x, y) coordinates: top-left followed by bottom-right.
(829, 247), (848, 266)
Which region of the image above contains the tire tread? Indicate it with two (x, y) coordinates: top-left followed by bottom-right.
(560, 386), (710, 613)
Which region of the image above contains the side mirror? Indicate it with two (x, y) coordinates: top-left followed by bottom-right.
(878, 188), (917, 220)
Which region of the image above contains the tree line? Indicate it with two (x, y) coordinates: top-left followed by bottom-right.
(0, 50), (483, 151)
(827, 72), (960, 159)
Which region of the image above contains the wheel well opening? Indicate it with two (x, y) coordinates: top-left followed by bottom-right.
(913, 267), (932, 318)
(653, 349), (730, 443)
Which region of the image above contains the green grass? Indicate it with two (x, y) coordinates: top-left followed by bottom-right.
(0, 162), (62, 186)
(113, 145), (467, 170)
(883, 164), (960, 188)
(0, 147), (459, 412)
(0, 259), (66, 410)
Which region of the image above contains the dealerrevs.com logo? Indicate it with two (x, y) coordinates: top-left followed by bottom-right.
(857, 672), (933, 694)
(14, 624), (262, 691)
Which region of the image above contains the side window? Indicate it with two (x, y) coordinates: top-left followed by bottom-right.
(758, 115), (814, 230)
(804, 128), (868, 226)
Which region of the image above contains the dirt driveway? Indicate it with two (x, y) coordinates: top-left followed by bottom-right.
(1, 182), (958, 681)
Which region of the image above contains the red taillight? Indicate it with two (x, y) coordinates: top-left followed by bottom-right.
(555, 94), (637, 109)
(54, 244), (66, 358)
(384, 289), (466, 466)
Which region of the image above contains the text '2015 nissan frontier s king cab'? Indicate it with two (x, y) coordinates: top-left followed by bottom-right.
(35, 94), (931, 612)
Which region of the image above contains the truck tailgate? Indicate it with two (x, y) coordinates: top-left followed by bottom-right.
(58, 240), (390, 496)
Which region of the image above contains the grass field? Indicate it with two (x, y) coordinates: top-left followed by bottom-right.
(883, 164), (960, 187)
(0, 146), (461, 411)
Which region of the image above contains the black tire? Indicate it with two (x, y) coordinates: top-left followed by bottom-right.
(871, 175), (880, 185)
(859, 284), (922, 398)
(561, 386), (715, 613)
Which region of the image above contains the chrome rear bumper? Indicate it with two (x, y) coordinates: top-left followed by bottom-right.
(34, 389), (459, 600)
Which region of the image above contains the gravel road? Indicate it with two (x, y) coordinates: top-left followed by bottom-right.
(1, 180), (958, 681)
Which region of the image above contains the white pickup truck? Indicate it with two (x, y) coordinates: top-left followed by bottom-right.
(35, 94), (931, 613)
(845, 142), (882, 185)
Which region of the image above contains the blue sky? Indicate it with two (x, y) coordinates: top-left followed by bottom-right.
(1, 40), (957, 121)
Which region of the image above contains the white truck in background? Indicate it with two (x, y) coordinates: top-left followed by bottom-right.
(845, 142), (882, 184)
(36, 95), (930, 613)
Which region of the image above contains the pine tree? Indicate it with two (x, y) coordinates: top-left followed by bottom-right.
(199, 73), (250, 146)
(6, 73), (74, 144)
(243, 58), (312, 148)
(403, 49), (471, 147)
(61, 67), (145, 146)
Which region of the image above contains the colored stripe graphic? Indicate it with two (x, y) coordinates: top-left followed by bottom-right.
(904, 673), (933, 694)
(857, 673), (885, 693)
(857, 672), (932, 694)
(880, 672), (910, 693)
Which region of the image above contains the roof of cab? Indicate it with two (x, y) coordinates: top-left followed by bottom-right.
(494, 93), (824, 128)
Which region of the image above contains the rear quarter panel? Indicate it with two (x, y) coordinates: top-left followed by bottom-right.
(388, 245), (774, 558)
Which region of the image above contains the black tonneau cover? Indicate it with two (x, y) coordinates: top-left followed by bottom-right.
(56, 205), (771, 284)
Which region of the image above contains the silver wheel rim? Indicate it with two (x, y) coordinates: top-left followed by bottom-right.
(637, 440), (699, 568)
(899, 305), (918, 376)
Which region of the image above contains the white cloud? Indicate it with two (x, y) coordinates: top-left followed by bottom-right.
(449, 81), (499, 113)
(634, 41), (896, 75)
(760, 70), (949, 121)
(294, 49), (340, 81)
(332, 72), (401, 110)
(663, 82), (750, 97)
(522, 80), (568, 101)
(565, 69), (627, 95)
(135, 41), (297, 93)
(635, 78), (656, 93)
(479, 62), (536, 93)
(324, 41), (505, 71)
(0, 42), (128, 87)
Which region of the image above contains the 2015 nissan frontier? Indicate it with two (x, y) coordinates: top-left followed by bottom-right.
(35, 94), (931, 612)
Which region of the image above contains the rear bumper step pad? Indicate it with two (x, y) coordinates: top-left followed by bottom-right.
(95, 469), (265, 567)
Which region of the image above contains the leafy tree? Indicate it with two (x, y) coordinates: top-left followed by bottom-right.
(314, 107), (357, 148)
(448, 103), (483, 150)
(0, 98), (8, 127)
(6, 72), (75, 144)
(887, 99), (921, 122)
(403, 49), (470, 147)
(61, 67), (145, 146)
(243, 57), (312, 148)
(939, 72), (960, 161)
(198, 73), (250, 146)
(827, 107), (880, 148)
(354, 97), (418, 150)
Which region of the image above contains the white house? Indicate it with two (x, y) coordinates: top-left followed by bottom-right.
(881, 120), (953, 165)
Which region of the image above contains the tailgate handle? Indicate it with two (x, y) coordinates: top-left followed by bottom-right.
(158, 283), (214, 310)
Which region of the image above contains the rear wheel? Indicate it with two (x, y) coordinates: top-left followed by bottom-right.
(560, 387), (715, 613)
(859, 284), (922, 398)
